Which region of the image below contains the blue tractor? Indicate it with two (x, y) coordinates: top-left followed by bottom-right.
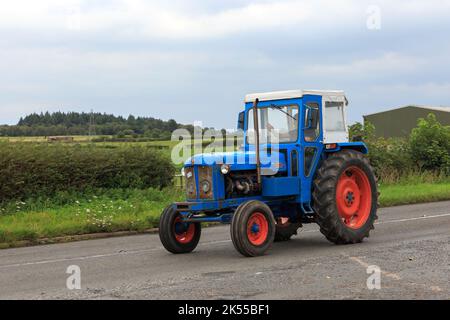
(159, 90), (378, 257)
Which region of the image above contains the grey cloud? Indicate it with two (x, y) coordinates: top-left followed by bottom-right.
(1, 0), (450, 128)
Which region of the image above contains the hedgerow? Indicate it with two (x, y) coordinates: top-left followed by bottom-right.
(350, 113), (450, 183)
(0, 143), (175, 203)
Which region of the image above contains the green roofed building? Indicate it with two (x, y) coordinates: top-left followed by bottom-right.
(363, 105), (450, 138)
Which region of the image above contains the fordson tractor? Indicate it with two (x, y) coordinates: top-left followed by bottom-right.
(159, 90), (378, 257)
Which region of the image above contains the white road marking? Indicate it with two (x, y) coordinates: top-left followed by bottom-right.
(375, 213), (450, 224)
(348, 256), (402, 280)
(0, 212), (449, 269)
(0, 240), (231, 269)
(300, 212), (450, 233)
(0, 248), (161, 269)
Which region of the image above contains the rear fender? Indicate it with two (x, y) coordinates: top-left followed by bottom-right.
(323, 142), (368, 155)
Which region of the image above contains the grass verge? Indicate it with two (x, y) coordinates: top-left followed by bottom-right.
(379, 182), (450, 207)
(0, 188), (183, 247)
(0, 182), (449, 247)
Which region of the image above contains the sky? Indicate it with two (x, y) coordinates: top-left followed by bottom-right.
(1, 0), (450, 129)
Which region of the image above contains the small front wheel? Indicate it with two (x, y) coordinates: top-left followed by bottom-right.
(231, 200), (276, 257)
(159, 205), (201, 254)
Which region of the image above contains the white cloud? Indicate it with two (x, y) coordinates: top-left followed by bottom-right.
(369, 82), (450, 98)
(1, 0), (450, 127)
(1, 0), (450, 39)
(303, 53), (428, 77)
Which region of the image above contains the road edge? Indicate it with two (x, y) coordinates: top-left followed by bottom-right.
(1, 199), (449, 250)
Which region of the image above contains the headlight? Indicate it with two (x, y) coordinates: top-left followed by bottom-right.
(201, 180), (211, 194)
(187, 182), (195, 194)
(220, 164), (230, 175)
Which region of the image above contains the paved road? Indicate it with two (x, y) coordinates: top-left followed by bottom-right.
(0, 201), (449, 300)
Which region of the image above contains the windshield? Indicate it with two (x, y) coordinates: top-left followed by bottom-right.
(247, 104), (299, 144)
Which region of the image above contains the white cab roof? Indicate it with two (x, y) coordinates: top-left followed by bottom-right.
(244, 89), (346, 103)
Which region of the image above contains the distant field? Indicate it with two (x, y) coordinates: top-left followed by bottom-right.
(0, 135), (100, 143)
(0, 135), (239, 148)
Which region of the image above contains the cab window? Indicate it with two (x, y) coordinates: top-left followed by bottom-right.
(247, 104), (299, 144)
(324, 101), (345, 132)
(303, 103), (320, 142)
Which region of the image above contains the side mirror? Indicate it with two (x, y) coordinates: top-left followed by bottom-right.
(310, 108), (319, 129)
(237, 111), (245, 131)
(304, 106), (319, 129)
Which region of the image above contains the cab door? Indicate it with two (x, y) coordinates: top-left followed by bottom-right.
(298, 95), (324, 205)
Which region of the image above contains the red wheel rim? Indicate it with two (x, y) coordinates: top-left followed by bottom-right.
(173, 216), (195, 244)
(247, 212), (269, 246)
(336, 166), (372, 229)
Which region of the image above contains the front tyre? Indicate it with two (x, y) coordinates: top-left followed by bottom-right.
(159, 205), (201, 254)
(231, 200), (276, 257)
(313, 150), (378, 244)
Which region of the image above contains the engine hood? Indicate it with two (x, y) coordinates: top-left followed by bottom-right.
(185, 151), (287, 174)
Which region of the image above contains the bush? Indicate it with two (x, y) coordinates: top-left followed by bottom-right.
(349, 114), (450, 183)
(349, 121), (375, 141)
(409, 114), (450, 173)
(0, 143), (175, 203)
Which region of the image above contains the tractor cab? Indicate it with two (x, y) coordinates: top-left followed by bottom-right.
(236, 90), (366, 205)
(159, 89), (377, 257)
(241, 89), (349, 145)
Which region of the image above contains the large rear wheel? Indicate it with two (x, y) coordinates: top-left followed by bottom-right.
(313, 150), (378, 244)
(231, 200), (276, 257)
(159, 205), (201, 254)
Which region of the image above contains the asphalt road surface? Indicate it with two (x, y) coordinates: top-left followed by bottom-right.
(1, 201), (449, 300)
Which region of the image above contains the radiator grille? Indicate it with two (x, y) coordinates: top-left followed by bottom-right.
(198, 166), (213, 200)
(185, 167), (197, 199)
(185, 166), (214, 200)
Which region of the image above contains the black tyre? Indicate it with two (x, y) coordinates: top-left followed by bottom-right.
(159, 205), (201, 254)
(313, 149), (378, 244)
(230, 200), (276, 257)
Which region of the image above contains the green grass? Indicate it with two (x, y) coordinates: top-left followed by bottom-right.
(379, 182), (450, 207)
(0, 188), (183, 245)
(0, 182), (449, 247)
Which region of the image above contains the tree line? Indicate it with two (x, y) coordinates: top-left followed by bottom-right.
(0, 111), (195, 139)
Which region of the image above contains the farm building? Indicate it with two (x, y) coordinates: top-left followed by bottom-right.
(363, 105), (450, 138)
